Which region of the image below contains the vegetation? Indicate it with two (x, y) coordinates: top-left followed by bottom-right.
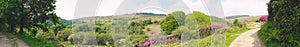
(258, 0), (300, 47)
(13, 32), (58, 47)
(233, 19), (243, 27)
(0, 0), (258, 46)
(154, 28), (249, 47)
(0, 0), (62, 47)
(160, 11), (184, 35)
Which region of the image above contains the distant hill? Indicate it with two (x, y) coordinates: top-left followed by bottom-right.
(135, 13), (166, 16)
(225, 15), (250, 19)
(71, 13), (165, 24)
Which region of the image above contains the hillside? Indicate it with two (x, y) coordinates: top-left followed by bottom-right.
(225, 15), (250, 19)
(71, 13), (165, 24)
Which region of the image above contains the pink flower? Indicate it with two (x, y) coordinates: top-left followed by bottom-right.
(260, 15), (268, 22)
(143, 41), (151, 46)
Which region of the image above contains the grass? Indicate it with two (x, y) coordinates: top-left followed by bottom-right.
(257, 24), (287, 47)
(13, 33), (58, 47)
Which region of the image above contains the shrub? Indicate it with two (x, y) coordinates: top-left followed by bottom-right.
(258, 0), (300, 47)
(160, 11), (184, 35)
(260, 15), (268, 22)
(146, 28), (151, 31)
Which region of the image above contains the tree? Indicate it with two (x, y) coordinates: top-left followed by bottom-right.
(185, 11), (211, 30)
(0, 0), (60, 34)
(233, 19), (240, 26)
(160, 11), (185, 35)
(0, 0), (21, 32)
(258, 0), (300, 47)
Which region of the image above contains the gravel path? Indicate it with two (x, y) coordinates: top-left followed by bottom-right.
(229, 28), (265, 47)
(0, 32), (29, 47)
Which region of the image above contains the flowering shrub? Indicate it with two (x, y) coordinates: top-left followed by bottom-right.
(143, 37), (154, 47)
(260, 15), (268, 22)
(201, 24), (226, 38)
(142, 35), (178, 47)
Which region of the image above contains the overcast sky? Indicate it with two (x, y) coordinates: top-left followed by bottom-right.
(55, 0), (269, 20)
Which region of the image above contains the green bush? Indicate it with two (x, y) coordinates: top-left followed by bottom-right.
(14, 33), (58, 47)
(146, 28), (151, 31)
(96, 33), (113, 45)
(258, 0), (300, 47)
(160, 11), (184, 35)
(56, 28), (72, 41)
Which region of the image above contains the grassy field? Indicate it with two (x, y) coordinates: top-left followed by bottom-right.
(13, 33), (58, 47)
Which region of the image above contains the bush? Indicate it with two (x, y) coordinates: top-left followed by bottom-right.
(260, 15), (268, 22)
(258, 0), (300, 47)
(56, 28), (72, 41)
(160, 11), (184, 35)
(96, 33), (113, 45)
(161, 20), (178, 35)
(146, 28), (151, 31)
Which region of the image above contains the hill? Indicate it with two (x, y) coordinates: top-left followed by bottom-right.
(225, 15), (250, 19)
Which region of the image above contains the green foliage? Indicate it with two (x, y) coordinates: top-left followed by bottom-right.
(13, 33), (58, 47)
(160, 11), (185, 35)
(185, 11), (211, 29)
(161, 20), (178, 35)
(56, 28), (72, 41)
(129, 22), (145, 35)
(146, 28), (151, 31)
(233, 19), (242, 27)
(159, 28), (250, 47)
(233, 19), (244, 27)
(129, 35), (149, 44)
(0, 23), (9, 32)
(144, 19), (153, 25)
(257, 0), (300, 47)
(184, 11), (211, 39)
(97, 33), (113, 45)
(233, 19), (239, 26)
(0, 0), (60, 33)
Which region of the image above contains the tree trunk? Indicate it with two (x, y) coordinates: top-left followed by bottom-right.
(9, 24), (15, 32)
(19, 0), (24, 34)
(19, 25), (24, 34)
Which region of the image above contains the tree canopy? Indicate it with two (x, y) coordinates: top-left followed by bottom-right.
(0, 0), (60, 33)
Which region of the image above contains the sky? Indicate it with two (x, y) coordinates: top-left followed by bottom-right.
(55, 0), (269, 20)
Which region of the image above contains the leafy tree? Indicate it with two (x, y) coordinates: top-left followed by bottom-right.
(0, 0), (59, 34)
(233, 19), (240, 26)
(129, 22), (144, 35)
(258, 0), (300, 47)
(185, 11), (211, 30)
(161, 20), (179, 35)
(0, 0), (20, 32)
(56, 28), (72, 41)
(183, 11), (211, 39)
(160, 11), (185, 35)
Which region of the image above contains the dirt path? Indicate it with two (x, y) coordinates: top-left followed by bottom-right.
(229, 28), (265, 47)
(0, 32), (29, 47)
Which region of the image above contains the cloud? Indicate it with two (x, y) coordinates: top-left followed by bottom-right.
(55, 0), (78, 20)
(96, 0), (124, 16)
(55, 0), (270, 20)
(221, 0), (269, 16)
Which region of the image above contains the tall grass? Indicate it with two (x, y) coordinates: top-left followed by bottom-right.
(13, 33), (58, 47)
